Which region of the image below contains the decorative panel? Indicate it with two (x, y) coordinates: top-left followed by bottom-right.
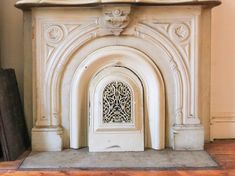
(103, 81), (132, 123)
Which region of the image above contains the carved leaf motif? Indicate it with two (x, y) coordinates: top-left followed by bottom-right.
(175, 26), (187, 39)
(103, 81), (132, 123)
(45, 25), (64, 44)
(171, 23), (190, 42)
(102, 6), (131, 36)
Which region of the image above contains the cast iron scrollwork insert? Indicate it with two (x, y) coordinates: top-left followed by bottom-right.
(103, 81), (132, 123)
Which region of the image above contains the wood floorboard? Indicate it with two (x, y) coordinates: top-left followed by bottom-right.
(218, 161), (235, 169)
(0, 170), (232, 176)
(0, 161), (22, 171)
(0, 151), (30, 171)
(212, 154), (235, 161)
(0, 140), (235, 175)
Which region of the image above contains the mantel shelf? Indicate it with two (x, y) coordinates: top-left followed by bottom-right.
(16, 0), (221, 9)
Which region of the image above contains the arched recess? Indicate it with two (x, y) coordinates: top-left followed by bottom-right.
(70, 46), (165, 150)
(42, 23), (192, 131)
(39, 21), (201, 149)
(135, 24), (191, 124)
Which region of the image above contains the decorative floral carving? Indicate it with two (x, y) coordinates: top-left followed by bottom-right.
(45, 25), (64, 44)
(171, 23), (190, 42)
(103, 81), (132, 123)
(102, 6), (131, 36)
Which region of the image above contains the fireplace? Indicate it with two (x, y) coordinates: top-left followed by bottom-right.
(16, 0), (220, 152)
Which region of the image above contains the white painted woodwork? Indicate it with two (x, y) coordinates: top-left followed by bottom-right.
(210, 113), (235, 140)
(16, 1), (218, 151)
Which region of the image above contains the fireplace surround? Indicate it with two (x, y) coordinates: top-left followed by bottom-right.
(16, 0), (220, 152)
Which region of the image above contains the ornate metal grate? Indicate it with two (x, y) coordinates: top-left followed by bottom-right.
(103, 81), (132, 123)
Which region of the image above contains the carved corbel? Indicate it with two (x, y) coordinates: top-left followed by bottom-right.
(101, 5), (131, 36)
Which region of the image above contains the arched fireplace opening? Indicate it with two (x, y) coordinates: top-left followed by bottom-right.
(70, 46), (165, 151)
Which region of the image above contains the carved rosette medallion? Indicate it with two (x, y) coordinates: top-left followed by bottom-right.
(103, 81), (132, 123)
(170, 23), (190, 42)
(45, 25), (64, 44)
(102, 6), (131, 36)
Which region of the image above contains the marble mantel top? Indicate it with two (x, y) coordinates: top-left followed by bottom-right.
(16, 0), (221, 9)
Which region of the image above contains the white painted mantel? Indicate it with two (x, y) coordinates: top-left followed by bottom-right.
(17, 0), (220, 151)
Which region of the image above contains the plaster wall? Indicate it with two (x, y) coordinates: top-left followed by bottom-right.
(0, 0), (24, 98)
(210, 0), (235, 139)
(211, 0), (235, 116)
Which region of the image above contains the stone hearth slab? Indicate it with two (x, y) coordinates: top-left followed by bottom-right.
(20, 149), (218, 169)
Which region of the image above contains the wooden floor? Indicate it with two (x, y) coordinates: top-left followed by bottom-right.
(1, 140), (235, 176)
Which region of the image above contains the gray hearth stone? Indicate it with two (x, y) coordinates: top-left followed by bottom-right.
(20, 148), (218, 169)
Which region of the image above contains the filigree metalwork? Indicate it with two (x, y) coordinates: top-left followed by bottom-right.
(103, 81), (132, 123)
